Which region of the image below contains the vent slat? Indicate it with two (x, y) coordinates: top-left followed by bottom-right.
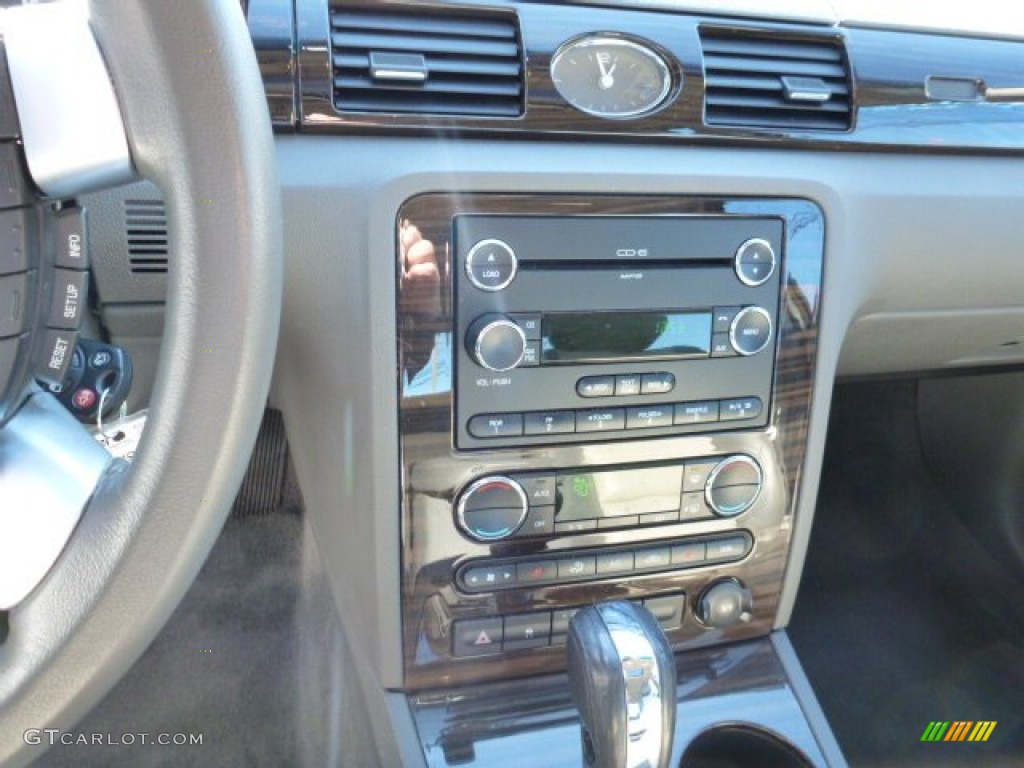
(335, 75), (521, 97)
(125, 199), (169, 274)
(330, 6), (523, 118)
(333, 53), (521, 78)
(700, 38), (841, 62)
(330, 11), (514, 39)
(331, 31), (518, 59)
(700, 29), (852, 131)
(706, 73), (849, 97)
(704, 53), (846, 80)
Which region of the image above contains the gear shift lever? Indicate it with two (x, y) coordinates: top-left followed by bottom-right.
(568, 601), (677, 768)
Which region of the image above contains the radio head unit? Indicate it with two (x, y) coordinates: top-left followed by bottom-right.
(454, 215), (782, 449)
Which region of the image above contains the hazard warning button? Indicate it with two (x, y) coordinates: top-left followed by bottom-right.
(452, 616), (504, 658)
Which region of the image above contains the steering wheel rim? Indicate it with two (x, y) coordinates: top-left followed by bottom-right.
(0, 1), (281, 763)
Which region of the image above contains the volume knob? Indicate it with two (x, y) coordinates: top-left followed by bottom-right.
(456, 476), (529, 542)
(467, 315), (527, 372)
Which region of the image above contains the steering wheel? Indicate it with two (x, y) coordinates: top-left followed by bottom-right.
(0, 1), (281, 764)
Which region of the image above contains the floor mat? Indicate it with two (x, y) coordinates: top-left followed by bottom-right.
(790, 381), (1024, 767)
(36, 513), (305, 768)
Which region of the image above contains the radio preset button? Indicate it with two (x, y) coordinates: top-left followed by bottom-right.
(524, 410), (575, 435)
(720, 397), (763, 421)
(675, 401), (720, 425)
(730, 307), (773, 356)
(735, 238), (776, 286)
(577, 376), (615, 398)
(614, 374), (642, 396)
(466, 238), (517, 291)
(468, 315), (527, 371)
(640, 372), (675, 394)
(626, 405), (673, 429)
(468, 413), (524, 438)
(575, 408), (625, 432)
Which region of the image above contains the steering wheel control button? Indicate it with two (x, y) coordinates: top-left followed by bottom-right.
(730, 307), (773, 356)
(47, 268), (88, 329)
(524, 410), (575, 436)
(90, 349), (112, 368)
(468, 412), (524, 438)
(0, 271), (29, 336)
(0, 335), (20, 388)
(735, 238), (776, 286)
(70, 387), (96, 411)
(466, 238), (517, 292)
(705, 455), (763, 517)
(575, 407), (625, 433)
(720, 396), (763, 421)
(0, 144), (31, 208)
(452, 617), (504, 658)
(697, 580), (753, 629)
(468, 315), (527, 371)
(577, 375), (615, 398)
(54, 338), (133, 421)
(34, 328), (76, 386)
(640, 371), (675, 394)
(0, 208), (31, 275)
(456, 476), (528, 541)
(54, 206), (89, 269)
(675, 401), (720, 425)
(712, 306), (741, 334)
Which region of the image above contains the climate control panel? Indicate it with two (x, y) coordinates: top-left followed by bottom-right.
(453, 455), (764, 543)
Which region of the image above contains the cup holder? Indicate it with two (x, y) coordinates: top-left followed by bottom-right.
(679, 725), (814, 768)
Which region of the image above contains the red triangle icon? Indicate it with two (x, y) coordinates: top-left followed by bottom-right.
(473, 630), (493, 646)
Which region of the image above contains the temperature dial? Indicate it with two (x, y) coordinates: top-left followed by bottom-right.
(705, 455), (763, 517)
(456, 476), (529, 542)
(467, 315), (527, 372)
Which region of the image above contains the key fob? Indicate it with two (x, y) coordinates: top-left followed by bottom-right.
(55, 339), (133, 422)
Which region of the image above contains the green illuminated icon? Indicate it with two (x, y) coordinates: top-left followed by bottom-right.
(573, 475), (591, 498)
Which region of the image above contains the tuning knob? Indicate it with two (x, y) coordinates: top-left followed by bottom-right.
(467, 315), (527, 372)
(696, 579), (753, 629)
(456, 476), (529, 542)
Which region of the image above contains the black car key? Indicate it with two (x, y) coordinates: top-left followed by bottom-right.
(53, 338), (133, 423)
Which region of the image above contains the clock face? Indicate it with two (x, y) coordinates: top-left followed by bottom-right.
(550, 36), (674, 119)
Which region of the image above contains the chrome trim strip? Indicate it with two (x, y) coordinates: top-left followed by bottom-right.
(3, 1), (134, 198)
(0, 393), (110, 610)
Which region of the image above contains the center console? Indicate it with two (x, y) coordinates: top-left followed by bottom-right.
(397, 193), (823, 689)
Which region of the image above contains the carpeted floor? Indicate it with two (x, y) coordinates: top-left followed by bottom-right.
(790, 381), (1024, 767)
(37, 512), (306, 767)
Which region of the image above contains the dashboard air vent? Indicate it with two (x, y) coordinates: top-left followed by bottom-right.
(700, 28), (851, 131)
(330, 6), (523, 117)
(125, 199), (168, 274)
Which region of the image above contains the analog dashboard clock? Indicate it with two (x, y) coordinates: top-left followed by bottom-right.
(550, 35), (675, 119)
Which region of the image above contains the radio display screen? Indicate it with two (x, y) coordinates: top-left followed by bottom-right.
(541, 311), (712, 364)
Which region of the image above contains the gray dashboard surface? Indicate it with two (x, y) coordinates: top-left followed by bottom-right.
(268, 134), (1024, 688)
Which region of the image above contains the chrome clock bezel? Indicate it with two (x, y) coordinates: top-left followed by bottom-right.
(550, 35), (675, 120)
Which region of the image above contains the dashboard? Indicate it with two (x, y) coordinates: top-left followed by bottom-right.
(71, 0), (1024, 765)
